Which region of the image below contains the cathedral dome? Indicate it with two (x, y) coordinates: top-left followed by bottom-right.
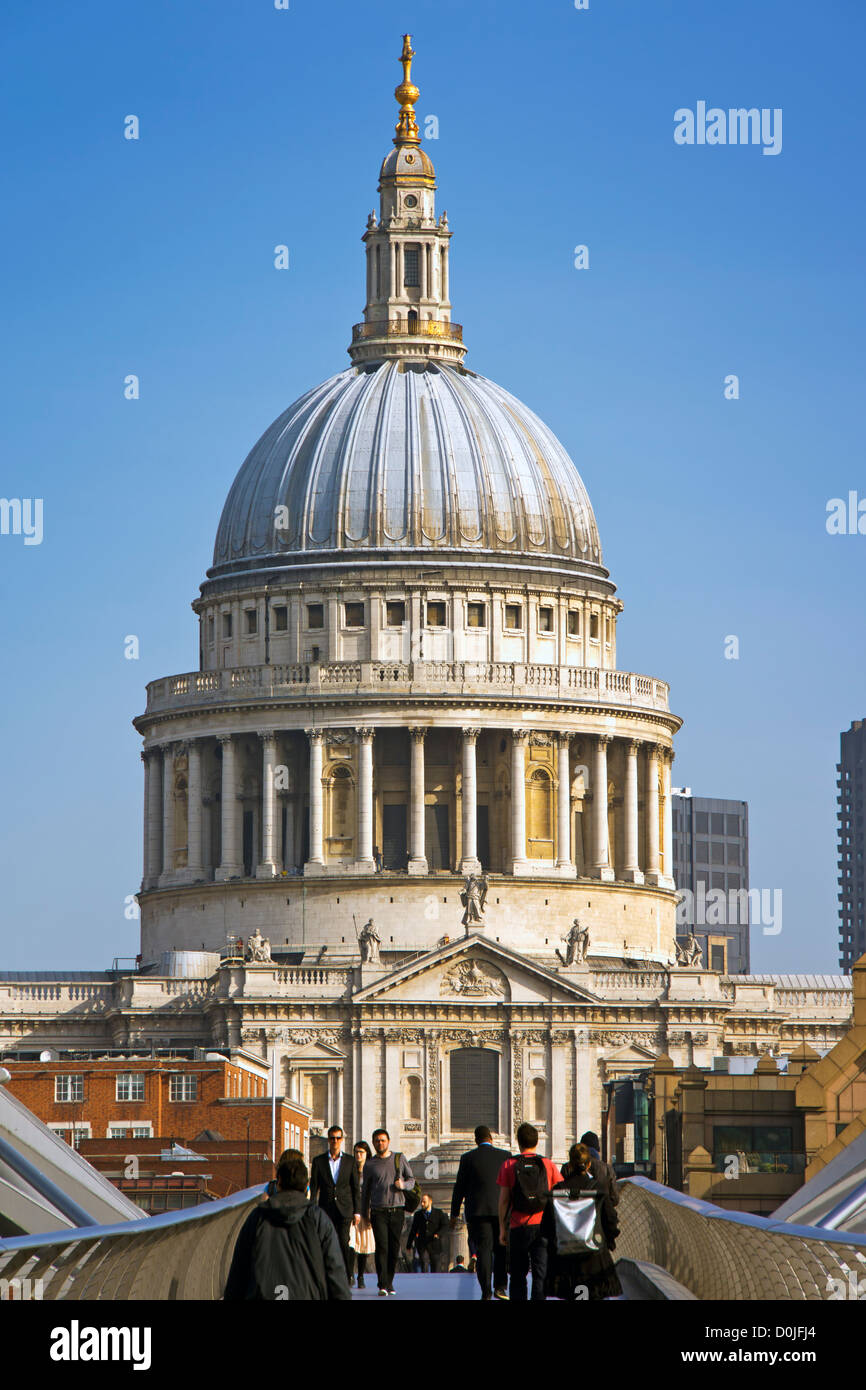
(209, 360), (605, 580)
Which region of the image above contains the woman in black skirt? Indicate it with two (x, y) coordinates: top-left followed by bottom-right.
(548, 1143), (622, 1300)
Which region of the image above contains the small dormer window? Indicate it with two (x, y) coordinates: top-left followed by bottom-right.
(404, 246), (420, 286)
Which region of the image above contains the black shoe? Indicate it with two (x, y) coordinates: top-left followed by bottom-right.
(494, 1287), (509, 1300)
(481, 1291), (493, 1301)
(357, 1276), (365, 1289)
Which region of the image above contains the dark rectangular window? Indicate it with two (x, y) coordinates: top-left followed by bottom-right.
(403, 246), (420, 286)
(538, 606), (554, 632)
(344, 601), (364, 628)
(307, 604), (324, 629)
(695, 812), (709, 834)
(711, 813), (725, 835)
(504, 604), (522, 631)
(427, 601), (446, 627)
(589, 613), (600, 640)
(273, 605), (288, 632)
(726, 814), (741, 835)
(244, 609), (257, 635)
(567, 610), (580, 636)
(386, 601), (406, 626)
(222, 613), (232, 639)
(466, 601), (486, 628)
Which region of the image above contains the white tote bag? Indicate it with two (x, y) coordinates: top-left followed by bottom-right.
(551, 1189), (604, 1256)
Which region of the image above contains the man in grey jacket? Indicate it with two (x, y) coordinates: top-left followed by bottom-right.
(361, 1128), (415, 1296)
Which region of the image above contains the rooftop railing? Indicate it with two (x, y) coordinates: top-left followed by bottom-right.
(144, 661), (671, 715)
(351, 318), (463, 342)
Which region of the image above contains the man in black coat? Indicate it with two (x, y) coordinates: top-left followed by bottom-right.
(308, 1125), (361, 1278)
(406, 1193), (448, 1271)
(224, 1155), (351, 1300)
(450, 1125), (512, 1300)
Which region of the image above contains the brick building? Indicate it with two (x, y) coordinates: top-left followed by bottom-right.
(0, 1050), (310, 1171)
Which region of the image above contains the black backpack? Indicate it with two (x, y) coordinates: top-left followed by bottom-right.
(511, 1155), (550, 1215)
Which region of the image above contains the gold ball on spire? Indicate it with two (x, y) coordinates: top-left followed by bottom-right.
(393, 33), (421, 146)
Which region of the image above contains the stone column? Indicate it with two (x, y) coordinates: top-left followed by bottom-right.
(141, 748), (162, 889)
(184, 738), (204, 881)
(408, 727), (428, 875)
(555, 735), (574, 873)
(645, 743), (661, 885)
(459, 728), (481, 873)
(304, 729), (325, 872)
(661, 748), (676, 888)
(355, 728), (375, 871)
(510, 730), (529, 874)
(159, 743), (177, 885)
(622, 739), (644, 884)
(590, 735), (615, 881)
(216, 735), (243, 880)
(257, 731), (279, 878)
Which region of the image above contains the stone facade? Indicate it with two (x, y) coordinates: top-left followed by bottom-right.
(0, 38), (853, 1169)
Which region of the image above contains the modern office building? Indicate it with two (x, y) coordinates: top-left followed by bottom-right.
(672, 790), (750, 975)
(838, 720), (866, 972)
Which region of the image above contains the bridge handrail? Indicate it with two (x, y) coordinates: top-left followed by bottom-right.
(0, 1183), (265, 1300)
(618, 1175), (866, 1300)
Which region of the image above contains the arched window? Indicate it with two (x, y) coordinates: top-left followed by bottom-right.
(408, 308), (419, 334)
(531, 1077), (547, 1123)
(404, 1075), (422, 1121)
(450, 1048), (498, 1132)
(527, 767), (552, 855)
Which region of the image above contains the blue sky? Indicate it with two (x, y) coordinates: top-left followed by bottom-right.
(1, 0), (863, 972)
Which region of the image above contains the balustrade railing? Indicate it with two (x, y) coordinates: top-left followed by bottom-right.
(146, 661), (671, 714)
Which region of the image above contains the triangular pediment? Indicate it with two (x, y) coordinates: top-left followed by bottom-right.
(352, 936), (600, 1006)
(602, 1042), (659, 1065)
(286, 1039), (346, 1061)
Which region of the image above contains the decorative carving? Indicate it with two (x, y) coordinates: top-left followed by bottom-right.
(355, 727), (375, 742)
(358, 918), (381, 965)
(440, 960), (505, 998)
(244, 928), (273, 963)
(326, 730), (354, 747)
(556, 918), (589, 967)
(408, 726), (428, 743)
(675, 932), (703, 968)
(460, 873), (490, 928)
(383, 1028), (422, 1043)
(512, 1037), (524, 1131)
(461, 727), (480, 743)
(529, 732), (552, 747)
(511, 729), (529, 744)
(427, 1035), (440, 1143)
(304, 728), (324, 744)
(587, 1031), (666, 1047)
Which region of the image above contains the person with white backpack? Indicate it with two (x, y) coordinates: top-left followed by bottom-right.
(546, 1143), (622, 1300)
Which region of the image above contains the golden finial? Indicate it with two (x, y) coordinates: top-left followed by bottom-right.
(393, 33), (421, 146)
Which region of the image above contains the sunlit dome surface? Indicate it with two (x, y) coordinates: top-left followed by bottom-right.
(210, 360), (604, 578)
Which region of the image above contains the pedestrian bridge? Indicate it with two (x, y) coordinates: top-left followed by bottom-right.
(2, 1175), (865, 1300)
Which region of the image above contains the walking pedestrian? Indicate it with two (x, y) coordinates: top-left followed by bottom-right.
(348, 1141), (375, 1288)
(451, 1125), (512, 1300)
(361, 1128), (417, 1296)
(497, 1122), (562, 1302)
(548, 1143), (622, 1300)
(225, 1154), (351, 1301)
(572, 1130), (620, 1206)
(309, 1125), (360, 1278)
(406, 1194), (448, 1272)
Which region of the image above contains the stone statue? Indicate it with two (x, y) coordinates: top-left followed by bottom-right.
(556, 918), (589, 967)
(359, 918), (381, 965)
(460, 874), (485, 928)
(245, 927), (272, 963)
(675, 932), (703, 968)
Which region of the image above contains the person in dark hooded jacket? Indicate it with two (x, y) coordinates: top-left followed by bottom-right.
(224, 1155), (351, 1301)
